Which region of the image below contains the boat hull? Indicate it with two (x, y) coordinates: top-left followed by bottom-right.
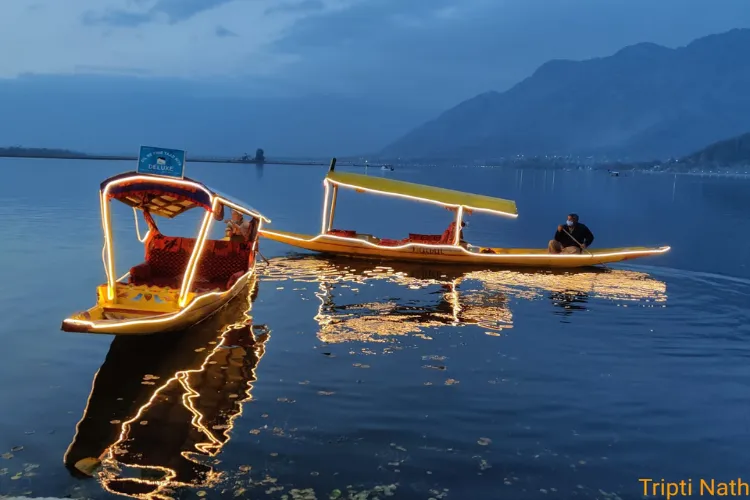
(260, 229), (670, 268)
(61, 272), (254, 335)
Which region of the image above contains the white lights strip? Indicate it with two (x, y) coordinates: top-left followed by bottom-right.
(260, 229), (671, 260)
(327, 178), (518, 218)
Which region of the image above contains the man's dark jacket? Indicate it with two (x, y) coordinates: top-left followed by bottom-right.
(554, 223), (594, 248)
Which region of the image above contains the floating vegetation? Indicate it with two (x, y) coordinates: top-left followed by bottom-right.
(289, 488), (316, 500)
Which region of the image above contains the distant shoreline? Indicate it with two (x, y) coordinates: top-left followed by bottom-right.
(1, 149), (748, 176)
(0, 151), (362, 167)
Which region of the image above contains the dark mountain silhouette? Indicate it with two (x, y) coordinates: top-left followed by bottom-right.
(681, 131), (750, 165)
(382, 28), (750, 161)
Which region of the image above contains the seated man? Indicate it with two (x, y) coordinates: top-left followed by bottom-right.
(225, 210), (252, 241)
(548, 213), (594, 254)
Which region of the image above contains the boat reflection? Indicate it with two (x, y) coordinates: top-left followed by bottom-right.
(261, 256), (668, 340)
(462, 267), (667, 303)
(262, 256), (514, 343)
(64, 277), (269, 499)
(462, 266), (667, 317)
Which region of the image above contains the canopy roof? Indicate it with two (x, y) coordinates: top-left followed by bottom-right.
(100, 172), (268, 221)
(325, 171), (518, 217)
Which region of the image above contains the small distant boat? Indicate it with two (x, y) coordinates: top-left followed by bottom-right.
(608, 170), (620, 177)
(259, 158), (670, 268)
(61, 146), (270, 335)
(381, 164), (395, 171)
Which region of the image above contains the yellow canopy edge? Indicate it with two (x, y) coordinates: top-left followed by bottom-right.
(326, 171), (518, 216)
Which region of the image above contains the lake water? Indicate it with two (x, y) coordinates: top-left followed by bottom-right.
(0, 159), (749, 500)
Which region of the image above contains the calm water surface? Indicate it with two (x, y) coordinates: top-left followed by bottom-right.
(0, 159), (749, 499)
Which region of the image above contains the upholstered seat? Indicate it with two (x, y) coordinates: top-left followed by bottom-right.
(129, 233), (254, 292)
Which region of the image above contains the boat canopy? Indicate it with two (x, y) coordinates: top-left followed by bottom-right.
(100, 172), (269, 222)
(325, 171), (518, 217)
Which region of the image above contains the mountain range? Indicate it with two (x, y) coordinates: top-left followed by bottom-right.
(381, 28), (750, 162)
(682, 131), (750, 165)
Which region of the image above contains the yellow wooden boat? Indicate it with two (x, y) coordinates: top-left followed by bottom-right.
(64, 283), (269, 496)
(62, 148), (271, 335)
(260, 158), (670, 268)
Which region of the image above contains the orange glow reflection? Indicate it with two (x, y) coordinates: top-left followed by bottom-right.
(260, 257), (668, 343)
(63, 278), (269, 499)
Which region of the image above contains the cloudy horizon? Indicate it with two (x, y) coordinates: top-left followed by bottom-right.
(2, 0), (750, 156)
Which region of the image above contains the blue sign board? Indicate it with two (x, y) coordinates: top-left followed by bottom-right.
(137, 146), (186, 178)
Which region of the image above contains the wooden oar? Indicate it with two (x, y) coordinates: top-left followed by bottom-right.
(256, 249), (270, 265)
(564, 229), (609, 269)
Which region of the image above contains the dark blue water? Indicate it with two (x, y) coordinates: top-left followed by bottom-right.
(0, 159), (749, 499)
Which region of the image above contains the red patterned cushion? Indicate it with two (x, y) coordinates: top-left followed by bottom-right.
(439, 223), (456, 244)
(328, 229), (356, 237)
(408, 233), (442, 244)
(145, 234), (196, 278)
(197, 240), (252, 283)
(379, 238), (403, 246)
(133, 234), (254, 291)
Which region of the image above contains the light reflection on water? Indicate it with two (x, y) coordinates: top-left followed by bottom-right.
(63, 279), (267, 499)
(260, 256), (667, 344)
(2, 161), (750, 500)
(42, 256), (672, 500)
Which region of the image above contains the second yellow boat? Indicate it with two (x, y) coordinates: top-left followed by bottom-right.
(260, 159), (670, 268)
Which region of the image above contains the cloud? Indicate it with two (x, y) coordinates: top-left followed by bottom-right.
(1, 0), (750, 108)
(265, 0), (750, 106)
(0, 0), (359, 79)
(215, 25), (238, 37)
(265, 0), (325, 16)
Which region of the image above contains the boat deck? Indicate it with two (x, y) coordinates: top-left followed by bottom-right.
(260, 228), (670, 268)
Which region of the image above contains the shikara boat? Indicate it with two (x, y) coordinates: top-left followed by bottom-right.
(61, 150), (270, 335)
(64, 282), (269, 497)
(260, 158), (670, 268)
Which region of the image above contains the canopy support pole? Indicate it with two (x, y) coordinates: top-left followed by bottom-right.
(327, 185), (339, 232)
(454, 206), (464, 246)
(101, 193), (117, 302)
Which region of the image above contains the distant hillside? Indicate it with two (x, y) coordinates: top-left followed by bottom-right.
(382, 28), (750, 162)
(681, 131), (750, 165)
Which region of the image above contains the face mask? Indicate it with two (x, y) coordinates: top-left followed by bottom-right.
(566, 220), (574, 227)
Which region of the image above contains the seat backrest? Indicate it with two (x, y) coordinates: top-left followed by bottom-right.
(408, 233), (442, 243)
(197, 239), (253, 282)
(328, 229), (356, 238)
(438, 223), (456, 244)
(145, 234), (196, 277)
